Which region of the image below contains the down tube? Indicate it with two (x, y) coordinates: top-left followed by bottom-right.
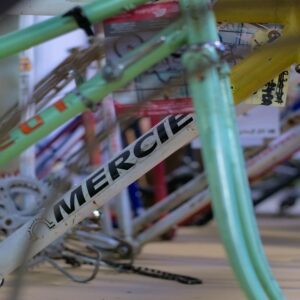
(0, 114), (198, 278)
(0, 20), (186, 167)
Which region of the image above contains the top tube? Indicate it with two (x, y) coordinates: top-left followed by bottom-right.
(0, 0), (149, 59)
(0, 0), (292, 59)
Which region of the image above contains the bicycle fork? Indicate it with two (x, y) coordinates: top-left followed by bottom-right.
(180, 0), (284, 299)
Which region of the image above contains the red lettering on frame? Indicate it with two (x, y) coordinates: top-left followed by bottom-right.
(54, 100), (67, 112)
(19, 115), (44, 135)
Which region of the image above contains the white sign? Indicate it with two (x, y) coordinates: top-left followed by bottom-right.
(192, 105), (279, 148)
(238, 105), (280, 139)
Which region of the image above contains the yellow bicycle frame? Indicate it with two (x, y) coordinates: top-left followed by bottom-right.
(216, 0), (300, 103)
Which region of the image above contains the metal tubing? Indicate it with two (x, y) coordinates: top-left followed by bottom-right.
(136, 190), (210, 246)
(0, 20), (186, 167)
(180, 0), (275, 298)
(150, 117), (168, 204)
(1, 0), (298, 61)
(214, 0), (291, 24)
(221, 66), (283, 299)
(0, 0), (150, 59)
(100, 204), (115, 237)
(136, 123), (300, 247)
(135, 120), (300, 243)
(248, 125), (300, 180)
(0, 114), (198, 278)
(0, 18), (298, 168)
(114, 191), (134, 241)
(231, 37), (298, 103)
(1, 115), (300, 280)
(133, 174), (207, 234)
(82, 111), (101, 166)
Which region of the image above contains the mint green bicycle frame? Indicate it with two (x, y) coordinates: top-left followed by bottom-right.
(0, 0), (288, 299)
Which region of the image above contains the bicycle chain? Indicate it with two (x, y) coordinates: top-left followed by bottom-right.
(102, 260), (202, 285)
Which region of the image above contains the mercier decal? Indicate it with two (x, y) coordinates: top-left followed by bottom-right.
(52, 114), (194, 224)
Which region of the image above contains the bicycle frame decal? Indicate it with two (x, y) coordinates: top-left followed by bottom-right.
(0, 100), (68, 151)
(0, 113), (197, 278)
(54, 114), (193, 223)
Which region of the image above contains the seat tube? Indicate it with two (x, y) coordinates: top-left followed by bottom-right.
(179, 0), (282, 299)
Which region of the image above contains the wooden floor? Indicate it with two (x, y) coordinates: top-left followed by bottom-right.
(1, 216), (300, 300)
